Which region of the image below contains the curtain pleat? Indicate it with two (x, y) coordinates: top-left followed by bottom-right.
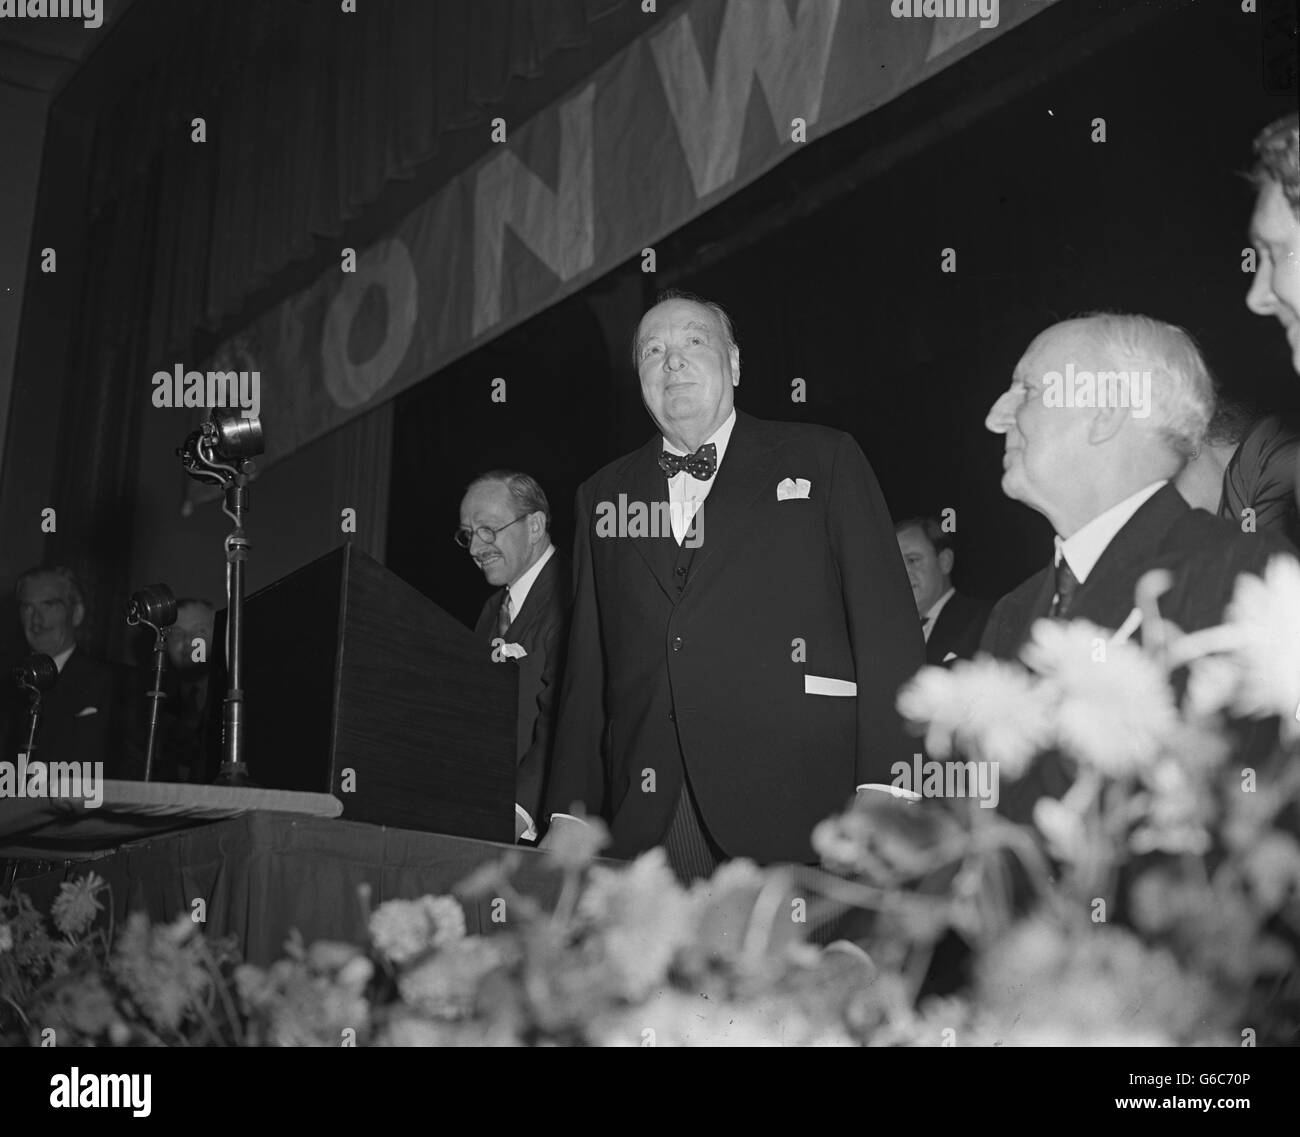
(52, 0), (633, 655)
(81, 0), (629, 364)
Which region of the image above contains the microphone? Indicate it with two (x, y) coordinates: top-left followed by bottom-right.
(13, 652), (57, 758)
(13, 653), (58, 694)
(126, 583), (179, 782)
(126, 584), (178, 631)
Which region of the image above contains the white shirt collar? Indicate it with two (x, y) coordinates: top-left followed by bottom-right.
(921, 587), (956, 640)
(1056, 481), (1167, 583)
(506, 543), (555, 619)
(662, 407), (737, 467)
(52, 645), (76, 673)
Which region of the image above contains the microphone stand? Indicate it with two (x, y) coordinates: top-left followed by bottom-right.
(141, 628), (168, 781)
(20, 683), (42, 758)
(219, 473), (252, 786)
(176, 410), (262, 788)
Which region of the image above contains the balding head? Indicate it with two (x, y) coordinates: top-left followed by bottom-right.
(985, 314), (1213, 536)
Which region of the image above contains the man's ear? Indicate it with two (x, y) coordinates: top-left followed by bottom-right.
(71, 601), (86, 630)
(938, 548), (955, 577)
(1087, 403), (1127, 445)
(730, 345), (740, 385)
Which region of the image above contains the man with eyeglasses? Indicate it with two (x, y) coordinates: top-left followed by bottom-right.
(458, 470), (571, 842)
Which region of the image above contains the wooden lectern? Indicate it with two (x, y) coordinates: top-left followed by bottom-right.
(211, 545), (516, 842)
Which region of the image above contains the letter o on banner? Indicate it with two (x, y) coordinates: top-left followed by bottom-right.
(321, 238), (418, 408)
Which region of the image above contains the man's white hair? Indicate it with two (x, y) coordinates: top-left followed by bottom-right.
(1080, 311), (1213, 459)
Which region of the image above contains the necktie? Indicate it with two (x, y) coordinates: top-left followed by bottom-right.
(1050, 558), (1079, 619)
(659, 442), (718, 481)
(496, 590), (513, 638)
(920, 614), (933, 639)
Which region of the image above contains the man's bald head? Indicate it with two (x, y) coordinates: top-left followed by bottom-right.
(985, 313), (1214, 535)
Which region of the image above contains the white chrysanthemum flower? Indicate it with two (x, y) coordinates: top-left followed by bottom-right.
(1031, 797), (1091, 865)
(1023, 619), (1176, 776)
(369, 895), (466, 965)
(397, 937), (503, 1020)
(1222, 555), (1300, 731)
(51, 872), (106, 939)
(1242, 833), (1300, 911)
(1184, 654), (1241, 721)
(110, 912), (211, 1033)
(1130, 759), (1212, 857)
(897, 657), (1054, 779)
(578, 848), (697, 1001)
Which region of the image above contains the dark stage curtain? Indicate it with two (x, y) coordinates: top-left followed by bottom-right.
(88, 0), (625, 361)
(46, 0), (627, 656)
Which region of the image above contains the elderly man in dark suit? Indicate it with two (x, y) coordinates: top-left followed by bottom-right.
(895, 516), (991, 666)
(460, 471), (571, 843)
(981, 313), (1298, 822)
(0, 566), (135, 776)
(541, 290), (924, 879)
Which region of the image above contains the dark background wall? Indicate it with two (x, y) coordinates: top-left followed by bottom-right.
(389, 0), (1300, 628)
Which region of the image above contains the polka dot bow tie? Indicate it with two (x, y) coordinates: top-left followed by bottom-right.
(658, 442), (718, 481)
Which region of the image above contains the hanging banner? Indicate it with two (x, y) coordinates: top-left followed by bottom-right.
(204, 0), (1057, 482)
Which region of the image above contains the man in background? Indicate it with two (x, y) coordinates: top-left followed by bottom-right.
(152, 598), (216, 782)
(895, 516), (991, 666)
(460, 471), (571, 843)
(1173, 393), (1300, 547)
(0, 565), (136, 775)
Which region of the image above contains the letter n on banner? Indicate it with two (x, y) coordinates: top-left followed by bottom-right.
(473, 84), (596, 337)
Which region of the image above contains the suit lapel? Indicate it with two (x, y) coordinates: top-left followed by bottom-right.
(507, 552), (558, 642)
(683, 412), (779, 584)
(621, 437), (681, 602)
(1071, 485), (1187, 624)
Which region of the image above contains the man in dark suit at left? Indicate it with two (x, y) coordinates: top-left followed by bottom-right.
(460, 471), (571, 843)
(895, 516), (991, 666)
(0, 565), (136, 777)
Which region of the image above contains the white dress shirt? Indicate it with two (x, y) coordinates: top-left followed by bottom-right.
(661, 408), (737, 544)
(1054, 480), (1167, 583)
(920, 586), (956, 643)
(505, 542), (555, 625)
(53, 645), (75, 672)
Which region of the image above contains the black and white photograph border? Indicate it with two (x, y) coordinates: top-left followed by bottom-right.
(0, 0), (1297, 1094)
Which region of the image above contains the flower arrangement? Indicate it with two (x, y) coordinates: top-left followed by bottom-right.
(2, 560), (1297, 1045)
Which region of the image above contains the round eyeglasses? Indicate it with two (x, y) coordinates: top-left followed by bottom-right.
(454, 514), (529, 548)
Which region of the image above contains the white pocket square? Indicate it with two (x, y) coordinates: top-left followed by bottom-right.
(499, 642), (528, 660)
(776, 477), (811, 501)
(75, 706), (99, 717)
(942, 652), (958, 664)
(804, 674), (856, 696)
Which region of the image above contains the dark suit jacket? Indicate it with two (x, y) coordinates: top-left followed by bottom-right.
(0, 648), (138, 777)
(981, 483), (1297, 822)
(473, 548), (571, 825)
(924, 591), (992, 667)
(543, 411), (925, 864)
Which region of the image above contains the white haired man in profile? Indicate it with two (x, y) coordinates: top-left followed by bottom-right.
(981, 312), (1298, 822)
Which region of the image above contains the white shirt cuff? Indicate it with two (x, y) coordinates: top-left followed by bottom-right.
(515, 804), (537, 842)
(548, 812), (588, 827)
(856, 782), (921, 801)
